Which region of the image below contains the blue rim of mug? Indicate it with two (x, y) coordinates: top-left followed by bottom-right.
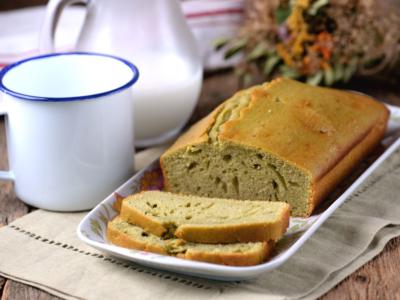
(0, 52), (139, 102)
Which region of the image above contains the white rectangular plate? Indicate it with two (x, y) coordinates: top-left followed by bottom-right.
(77, 104), (400, 281)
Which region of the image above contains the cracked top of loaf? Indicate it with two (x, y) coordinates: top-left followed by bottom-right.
(164, 78), (389, 180)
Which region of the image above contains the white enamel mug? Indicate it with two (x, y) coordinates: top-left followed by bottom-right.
(0, 52), (139, 211)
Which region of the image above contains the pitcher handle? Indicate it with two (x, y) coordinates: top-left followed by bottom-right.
(39, 0), (89, 53)
(0, 100), (14, 181)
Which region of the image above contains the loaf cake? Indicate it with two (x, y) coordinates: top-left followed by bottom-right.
(160, 78), (389, 216)
(107, 216), (273, 266)
(119, 191), (290, 243)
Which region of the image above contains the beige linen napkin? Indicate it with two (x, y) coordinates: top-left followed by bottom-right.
(0, 146), (400, 300)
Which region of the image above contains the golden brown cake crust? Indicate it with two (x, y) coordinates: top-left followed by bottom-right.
(307, 107), (389, 215)
(178, 241), (273, 266)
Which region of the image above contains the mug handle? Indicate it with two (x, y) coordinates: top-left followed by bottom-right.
(0, 100), (14, 181)
(39, 0), (89, 53)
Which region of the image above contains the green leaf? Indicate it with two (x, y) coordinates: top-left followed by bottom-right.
(333, 63), (344, 81)
(306, 71), (323, 86)
(263, 55), (281, 75)
(213, 37), (230, 51)
(308, 0), (329, 16)
(224, 38), (247, 59)
(247, 42), (268, 61)
(362, 55), (384, 69)
(243, 73), (253, 87)
(343, 58), (358, 83)
(275, 6), (291, 24)
(324, 67), (335, 86)
(234, 67), (245, 77)
(280, 65), (300, 79)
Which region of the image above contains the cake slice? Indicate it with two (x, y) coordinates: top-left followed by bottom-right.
(119, 191), (290, 243)
(107, 216), (273, 266)
(160, 78), (389, 216)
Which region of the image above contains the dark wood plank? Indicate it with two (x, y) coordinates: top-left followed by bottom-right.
(0, 281), (61, 300)
(0, 183), (27, 227)
(347, 77), (400, 106)
(321, 236), (400, 299)
(0, 0), (47, 11)
(0, 277), (5, 297)
(0, 119), (29, 227)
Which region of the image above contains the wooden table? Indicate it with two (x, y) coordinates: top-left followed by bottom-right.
(1, 71), (400, 299)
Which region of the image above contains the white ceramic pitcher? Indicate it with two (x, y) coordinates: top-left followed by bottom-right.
(40, 0), (202, 147)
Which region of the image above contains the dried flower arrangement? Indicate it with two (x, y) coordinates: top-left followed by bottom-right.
(216, 0), (400, 86)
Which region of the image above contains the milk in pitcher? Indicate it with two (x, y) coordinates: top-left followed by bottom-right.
(132, 52), (202, 147)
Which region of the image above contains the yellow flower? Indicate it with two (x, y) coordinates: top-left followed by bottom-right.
(296, 0), (310, 9)
(276, 43), (294, 67)
(284, 4), (315, 58)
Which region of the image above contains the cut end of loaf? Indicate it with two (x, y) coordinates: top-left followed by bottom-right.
(161, 142), (311, 217)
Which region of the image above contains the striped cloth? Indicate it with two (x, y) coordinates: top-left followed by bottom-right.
(0, 0), (243, 70)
